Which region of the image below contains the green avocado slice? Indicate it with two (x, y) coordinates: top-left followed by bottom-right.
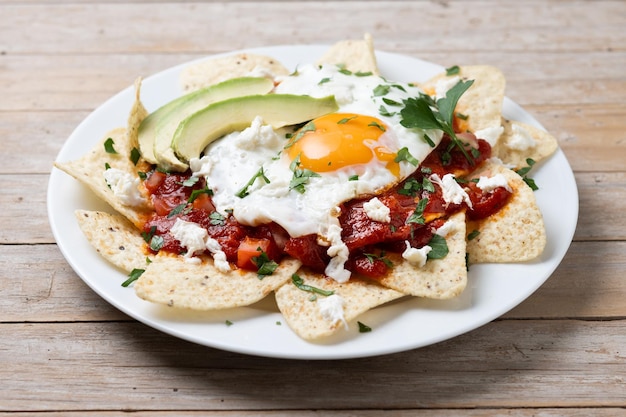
(138, 76), (274, 170)
(172, 94), (339, 163)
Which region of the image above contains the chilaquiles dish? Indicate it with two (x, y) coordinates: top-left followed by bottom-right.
(55, 35), (557, 341)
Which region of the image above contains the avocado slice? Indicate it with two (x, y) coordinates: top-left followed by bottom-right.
(172, 94), (339, 163)
(138, 76), (274, 169)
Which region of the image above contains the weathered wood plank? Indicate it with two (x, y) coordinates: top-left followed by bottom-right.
(3, 241), (624, 322)
(1, 51), (624, 112)
(1, 2), (624, 55)
(1, 410), (624, 417)
(1, 319), (624, 411)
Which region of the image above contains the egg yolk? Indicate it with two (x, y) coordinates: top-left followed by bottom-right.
(286, 113), (399, 175)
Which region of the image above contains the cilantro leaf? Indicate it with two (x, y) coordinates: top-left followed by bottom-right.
(291, 274), (335, 296)
(426, 234), (449, 259)
(437, 79), (474, 126)
(121, 268), (144, 287)
(251, 249), (278, 279)
(235, 167), (270, 198)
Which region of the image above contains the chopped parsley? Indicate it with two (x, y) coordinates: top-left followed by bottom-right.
(121, 268), (145, 287)
(251, 249), (278, 278)
(400, 80), (475, 164)
(209, 211), (225, 226)
(394, 147), (419, 166)
(167, 202), (189, 218)
(364, 251), (393, 269)
(291, 273), (335, 296)
(426, 234), (449, 259)
(337, 116), (358, 124)
(130, 147), (141, 165)
(358, 321), (372, 333)
(467, 229), (481, 240)
(407, 197), (428, 225)
(289, 154), (320, 193)
(516, 158), (539, 191)
(445, 65), (461, 76)
(188, 185), (213, 203)
(235, 167), (270, 198)
(373, 84), (391, 96)
(104, 137), (117, 154)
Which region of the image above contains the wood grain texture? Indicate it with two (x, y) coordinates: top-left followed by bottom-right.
(1, 0), (625, 414)
(1, 320), (625, 411)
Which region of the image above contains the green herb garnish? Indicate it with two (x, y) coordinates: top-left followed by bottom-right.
(209, 211), (226, 226)
(104, 138), (117, 154)
(291, 273), (335, 296)
(236, 167), (270, 198)
(400, 80), (475, 164)
(358, 321), (372, 333)
(467, 229), (481, 240)
(445, 65), (461, 76)
(130, 147), (141, 165)
(426, 234), (449, 259)
(289, 154), (320, 193)
(121, 268), (144, 287)
(407, 197), (428, 225)
(394, 147), (419, 166)
(251, 249), (278, 279)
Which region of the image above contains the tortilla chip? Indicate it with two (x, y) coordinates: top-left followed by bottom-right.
(275, 271), (404, 341)
(127, 77), (148, 152)
(134, 254), (301, 310)
(376, 211), (468, 299)
(316, 33), (379, 75)
(420, 65), (505, 135)
(54, 128), (153, 228)
(466, 160), (546, 264)
(493, 118), (558, 169)
(75, 209), (147, 273)
(180, 53), (290, 93)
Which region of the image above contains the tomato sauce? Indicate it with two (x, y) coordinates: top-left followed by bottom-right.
(140, 134), (511, 278)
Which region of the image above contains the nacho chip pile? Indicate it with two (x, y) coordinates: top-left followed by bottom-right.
(55, 34), (557, 342)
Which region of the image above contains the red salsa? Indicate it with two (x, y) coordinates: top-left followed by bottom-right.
(140, 133), (511, 278)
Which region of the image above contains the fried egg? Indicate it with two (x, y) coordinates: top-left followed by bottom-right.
(194, 64), (442, 281)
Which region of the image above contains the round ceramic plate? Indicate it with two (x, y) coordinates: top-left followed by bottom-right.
(48, 45), (578, 360)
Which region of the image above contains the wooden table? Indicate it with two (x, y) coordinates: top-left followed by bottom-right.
(2, 0), (625, 415)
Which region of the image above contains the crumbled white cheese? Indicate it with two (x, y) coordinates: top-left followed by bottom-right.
(170, 219), (208, 259)
(324, 222), (351, 283)
(234, 116), (282, 150)
(476, 173), (513, 193)
(363, 197), (391, 223)
(206, 237), (231, 273)
(430, 173), (473, 208)
(507, 123), (537, 151)
(103, 168), (144, 207)
(402, 241), (432, 267)
(474, 125), (504, 147)
(318, 294), (348, 330)
(189, 155), (213, 178)
(435, 76), (461, 99)
(169, 219), (232, 271)
(435, 219), (458, 237)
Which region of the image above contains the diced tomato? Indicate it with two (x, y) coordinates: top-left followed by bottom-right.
(237, 237), (273, 271)
(144, 171), (167, 193)
(191, 193), (215, 213)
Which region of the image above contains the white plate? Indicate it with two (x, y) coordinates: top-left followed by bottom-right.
(48, 45), (578, 360)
